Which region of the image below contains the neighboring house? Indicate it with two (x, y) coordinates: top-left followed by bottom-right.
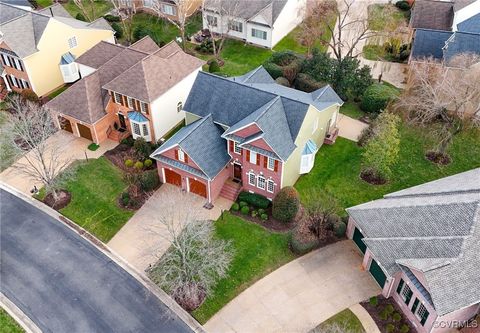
(202, 0), (306, 48)
(0, 2), (114, 98)
(151, 66), (343, 203)
(46, 37), (204, 144)
(1, 0), (32, 11)
(409, 0), (480, 64)
(346, 169), (480, 333)
(118, 0), (201, 22)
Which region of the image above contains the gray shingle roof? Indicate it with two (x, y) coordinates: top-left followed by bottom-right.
(75, 41), (126, 69)
(411, 29), (453, 60)
(453, 0), (476, 11)
(410, 0), (454, 31)
(151, 115), (231, 180)
(347, 168), (480, 316)
(230, 66), (276, 84)
(443, 31), (480, 62)
(457, 13), (480, 33)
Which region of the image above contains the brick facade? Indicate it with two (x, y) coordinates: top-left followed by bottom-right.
(0, 42), (32, 94)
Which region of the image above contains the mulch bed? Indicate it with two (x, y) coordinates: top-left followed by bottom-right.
(118, 183), (161, 211)
(231, 206), (295, 233)
(43, 190), (71, 210)
(425, 151), (451, 165)
(104, 144), (137, 172)
(361, 296), (415, 333)
(360, 169), (387, 185)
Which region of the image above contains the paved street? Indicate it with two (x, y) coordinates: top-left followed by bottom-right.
(0, 187), (196, 333)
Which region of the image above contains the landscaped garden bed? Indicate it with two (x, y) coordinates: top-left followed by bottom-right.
(361, 296), (414, 333)
(310, 309), (365, 333)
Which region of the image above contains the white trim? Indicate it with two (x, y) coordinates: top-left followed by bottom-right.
(257, 175), (266, 190)
(266, 179), (275, 193)
(247, 172), (256, 186)
(186, 177), (190, 192)
(267, 157), (275, 171)
(161, 167), (166, 183)
(249, 150), (257, 164)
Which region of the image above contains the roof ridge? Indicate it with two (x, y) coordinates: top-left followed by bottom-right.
(178, 114), (211, 145)
(247, 2), (273, 23)
(385, 188), (480, 199)
(365, 235), (467, 241)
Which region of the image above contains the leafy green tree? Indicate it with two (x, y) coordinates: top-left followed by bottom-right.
(362, 112), (401, 181)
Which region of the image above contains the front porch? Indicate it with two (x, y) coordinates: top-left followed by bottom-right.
(324, 127), (340, 145)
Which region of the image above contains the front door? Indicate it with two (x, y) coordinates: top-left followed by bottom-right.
(118, 114), (126, 129)
(233, 163), (242, 182)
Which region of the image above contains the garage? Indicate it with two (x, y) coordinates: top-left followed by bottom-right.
(369, 258), (387, 288)
(77, 123), (93, 141)
(58, 116), (73, 133)
(164, 169), (182, 186)
(189, 178), (207, 198)
(353, 227), (367, 254)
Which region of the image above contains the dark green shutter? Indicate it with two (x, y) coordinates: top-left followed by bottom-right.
(411, 298), (419, 313)
(396, 279), (404, 294)
(420, 308), (429, 326)
(405, 288), (413, 305)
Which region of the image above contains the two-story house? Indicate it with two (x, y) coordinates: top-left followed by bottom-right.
(202, 0), (306, 48)
(46, 37), (205, 144)
(346, 169), (480, 333)
(0, 2), (114, 98)
(151, 66), (343, 203)
(118, 0), (201, 22)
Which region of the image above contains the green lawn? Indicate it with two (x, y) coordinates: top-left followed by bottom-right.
(368, 4), (409, 32)
(340, 102), (365, 120)
(35, 0), (53, 8)
(191, 212), (295, 323)
(295, 125), (480, 214)
(47, 85), (69, 99)
(218, 39), (274, 76)
(311, 309), (364, 333)
(0, 308), (24, 333)
(57, 157), (133, 242)
(62, 0), (112, 20)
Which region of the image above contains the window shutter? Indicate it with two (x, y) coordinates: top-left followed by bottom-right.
(174, 149), (178, 160)
(420, 308), (429, 326)
(396, 279), (404, 294)
(121, 95), (126, 106)
(256, 153), (260, 165)
(246, 150), (250, 161)
(229, 140), (234, 153)
(133, 99), (138, 111)
(185, 154), (189, 164)
(411, 298), (419, 314)
(110, 91), (115, 102)
(263, 156), (267, 168)
(274, 160), (279, 172)
(18, 60), (24, 71)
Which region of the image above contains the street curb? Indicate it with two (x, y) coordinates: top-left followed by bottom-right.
(0, 292), (42, 333)
(0, 182), (206, 333)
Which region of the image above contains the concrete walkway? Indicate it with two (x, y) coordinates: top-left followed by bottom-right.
(0, 130), (117, 195)
(108, 184), (233, 272)
(337, 114), (369, 142)
(349, 303), (381, 333)
(205, 240), (381, 333)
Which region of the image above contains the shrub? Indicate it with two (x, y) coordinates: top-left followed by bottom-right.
(294, 73), (325, 93)
(263, 62), (283, 79)
(272, 186), (300, 223)
(20, 89), (39, 102)
(392, 312), (402, 322)
(195, 38), (214, 53)
(144, 159), (153, 168)
(134, 137), (153, 159)
(275, 77), (290, 87)
(238, 192), (270, 209)
(240, 206), (250, 215)
(140, 170), (159, 191)
(260, 213), (268, 221)
(385, 304), (395, 314)
(270, 50), (298, 66)
(333, 221), (346, 238)
(111, 22), (123, 39)
(379, 308), (389, 320)
(399, 49), (410, 61)
(369, 296), (378, 306)
(87, 143), (99, 151)
(104, 14), (121, 22)
(124, 159), (134, 168)
(289, 231), (318, 255)
(75, 12), (86, 21)
(121, 136), (135, 146)
(357, 125), (375, 147)
(386, 324), (395, 333)
(134, 161), (144, 169)
(121, 192), (130, 206)
(239, 201), (248, 208)
(231, 202), (240, 211)
(251, 210), (258, 218)
(400, 324), (410, 333)
(209, 60), (221, 73)
(360, 83), (399, 114)
(258, 208), (266, 215)
(133, 25), (157, 43)
(395, 0), (410, 10)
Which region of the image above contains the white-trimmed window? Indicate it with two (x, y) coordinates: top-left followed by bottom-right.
(68, 36), (77, 49)
(10, 75), (18, 88)
(206, 15), (217, 27)
(249, 151), (257, 164)
(234, 142), (241, 154)
(143, 0), (153, 8)
(132, 122), (141, 136)
(140, 102), (148, 114)
(161, 4), (175, 15)
(300, 154), (314, 174)
(251, 28), (267, 40)
(267, 179), (275, 193)
(177, 101), (183, 113)
(1, 54), (11, 67)
(248, 172), (256, 186)
(20, 79), (30, 89)
(127, 97), (134, 108)
(114, 92), (122, 104)
(312, 117), (318, 133)
(178, 149), (185, 162)
(13, 58), (22, 71)
(142, 123), (149, 136)
(267, 157), (275, 171)
(229, 20), (243, 32)
(130, 119), (151, 141)
(257, 175), (266, 190)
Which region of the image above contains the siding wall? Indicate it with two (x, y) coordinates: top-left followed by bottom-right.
(271, 0), (306, 46)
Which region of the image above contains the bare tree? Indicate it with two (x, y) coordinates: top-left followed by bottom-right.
(297, 1), (329, 56)
(72, 0), (97, 22)
(109, 0), (139, 44)
(152, 0), (197, 51)
(303, 190), (340, 240)
(396, 55), (480, 159)
(146, 192), (233, 311)
(2, 96), (74, 200)
(202, 0), (240, 58)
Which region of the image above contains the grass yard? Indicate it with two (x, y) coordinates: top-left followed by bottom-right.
(55, 157), (133, 242)
(368, 4), (409, 32)
(35, 0), (53, 8)
(295, 125), (480, 214)
(340, 102), (365, 120)
(191, 212), (295, 324)
(311, 309), (364, 333)
(47, 85), (69, 99)
(62, 0), (112, 20)
(0, 308), (24, 333)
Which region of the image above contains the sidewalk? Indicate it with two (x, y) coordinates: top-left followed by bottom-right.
(337, 114), (369, 142)
(349, 303), (381, 333)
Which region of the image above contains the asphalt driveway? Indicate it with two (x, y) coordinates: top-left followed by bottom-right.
(205, 240), (381, 333)
(0, 187), (197, 333)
